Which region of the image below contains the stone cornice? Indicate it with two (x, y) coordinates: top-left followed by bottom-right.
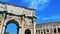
(0, 1), (35, 11)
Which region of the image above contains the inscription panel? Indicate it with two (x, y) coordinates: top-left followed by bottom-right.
(7, 5), (24, 15)
(24, 18), (33, 28)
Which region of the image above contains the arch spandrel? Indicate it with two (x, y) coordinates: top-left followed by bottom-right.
(6, 19), (19, 26)
(4, 15), (21, 26)
(4, 19), (21, 27)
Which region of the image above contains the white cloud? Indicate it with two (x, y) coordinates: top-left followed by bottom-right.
(0, 0), (10, 2)
(42, 17), (50, 20)
(42, 15), (60, 20)
(28, 0), (51, 10)
(20, 0), (29, 3)
(28, 0), (37, 9)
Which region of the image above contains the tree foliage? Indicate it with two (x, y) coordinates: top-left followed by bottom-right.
(5, 32), (9, 34)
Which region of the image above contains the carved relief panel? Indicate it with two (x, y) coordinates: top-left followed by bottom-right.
(24, 9), (33, 16)
(24, 18), (33, 28)
(27, 10), (34, 16)
(24, 18), (29, 26)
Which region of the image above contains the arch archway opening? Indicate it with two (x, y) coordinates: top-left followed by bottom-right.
(58, 28), (60, 33)
(5, 23), (17, 34)
(52, 25), (56, 33)
(25, 29), (31, 34)
(4, 19), (20, 34)
(54, 28), (56, 33)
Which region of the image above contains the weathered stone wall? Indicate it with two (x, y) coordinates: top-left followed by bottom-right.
(36, 22), (60, 34)
(0, 2), (36, 34)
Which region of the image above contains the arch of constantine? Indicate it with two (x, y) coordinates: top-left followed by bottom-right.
(0, 2), (36, 34)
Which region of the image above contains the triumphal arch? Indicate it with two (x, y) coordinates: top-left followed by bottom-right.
(0, 2), (36, 34)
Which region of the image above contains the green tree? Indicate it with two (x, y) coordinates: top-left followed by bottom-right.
(5, 32), (10, 34)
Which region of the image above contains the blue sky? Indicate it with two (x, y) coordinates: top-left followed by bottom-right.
(0, 0), (60, 34)
(6, 23), (17, 34)
(0, 0), (60, 24)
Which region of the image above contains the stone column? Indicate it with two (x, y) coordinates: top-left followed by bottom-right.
(56, 26), (58, 34)
(1, 13), (6, 34)
(0, 17), (4, 34)
(45, 26), (46, 34)
(2, 25), (6, 34)
(21, 17), (25, 34)
(48, 26), (50, 34)
(19, 27), (22, 34)
(31, 28), (34, 34)
(42, 26), (44, 34)
(53, 28), (54, 34)
(40, 29), (41, 34)
(32, 18), (36, 34)
(33, 18), (36, 34)
(49, 26), (51, 34)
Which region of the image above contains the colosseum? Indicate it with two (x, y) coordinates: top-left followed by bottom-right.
(36, 22), (60, 34)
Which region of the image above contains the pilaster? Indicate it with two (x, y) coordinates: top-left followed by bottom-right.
(0, 17), (4, 34)
(21, 16), (25, 34)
